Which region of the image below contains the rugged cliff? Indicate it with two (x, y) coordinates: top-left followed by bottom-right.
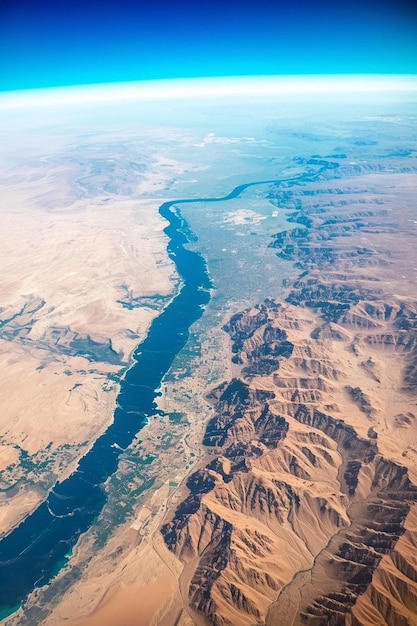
(161, 164), (417, 625)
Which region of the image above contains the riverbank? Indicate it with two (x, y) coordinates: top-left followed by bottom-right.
(3, 156), (396, 622)
(0, 175), (215, 616)
(14, 165), (332, 625)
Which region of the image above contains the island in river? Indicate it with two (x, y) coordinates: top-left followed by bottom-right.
(0, 81), (417, 625)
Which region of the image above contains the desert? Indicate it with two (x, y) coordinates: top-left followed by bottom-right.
(0, 133), (181, 535)
(1, 94), (417, 625)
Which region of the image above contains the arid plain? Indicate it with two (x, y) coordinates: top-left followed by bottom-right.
(0, 122), (188, 533)
(1, 93), (417, 625)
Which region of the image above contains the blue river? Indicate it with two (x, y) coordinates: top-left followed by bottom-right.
(0, 166), (329, 616)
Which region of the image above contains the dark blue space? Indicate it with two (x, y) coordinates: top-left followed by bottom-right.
(0, 0), (416, 91)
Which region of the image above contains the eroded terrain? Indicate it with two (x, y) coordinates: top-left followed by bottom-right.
(160, 163), (417, 625)
(2, 99), (417, 626)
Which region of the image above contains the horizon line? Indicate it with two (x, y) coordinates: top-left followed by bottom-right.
(0, 74), (416, 109)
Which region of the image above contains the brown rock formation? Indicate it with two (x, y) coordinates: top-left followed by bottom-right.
(161, 161), (417, 625)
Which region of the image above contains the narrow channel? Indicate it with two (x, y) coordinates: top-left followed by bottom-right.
(0, 165), (330, 616)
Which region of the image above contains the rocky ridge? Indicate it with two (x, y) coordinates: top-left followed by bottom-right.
(161, 165), (417, 625)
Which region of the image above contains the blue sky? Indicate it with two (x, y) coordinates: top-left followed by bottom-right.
(1, 0), (417, 91)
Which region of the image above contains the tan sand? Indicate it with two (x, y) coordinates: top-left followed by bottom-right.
(77, 572), (175, 626)
(0, 147), (184, 534)
(0, 445), (19, 470)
